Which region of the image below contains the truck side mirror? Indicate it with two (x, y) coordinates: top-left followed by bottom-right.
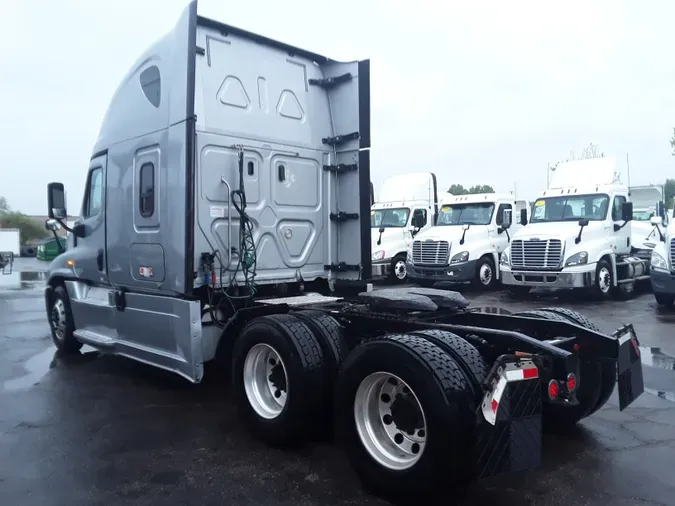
(44, 219), (61, 231)
(501, 209), (512, 229)
(578, 218), (590, 227)
(519, 208), (528, 226)
(621, 201), (633, 222)
(47, 182), (67, 220)
(650, 216), (663, 226)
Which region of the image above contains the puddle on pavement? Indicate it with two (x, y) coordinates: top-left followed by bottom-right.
(3, 347), (58, 392)
(640, 346), (675, 371)
(3, 345), (98, 392)
(0, 271), (46, 291)
(639, 346), (675, 404)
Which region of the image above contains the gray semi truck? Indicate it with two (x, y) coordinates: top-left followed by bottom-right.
(42, 2), (645, 503)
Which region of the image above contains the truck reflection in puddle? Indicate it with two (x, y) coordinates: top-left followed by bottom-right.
(3, 345), (98, 392)
(0, 271), (46, 291)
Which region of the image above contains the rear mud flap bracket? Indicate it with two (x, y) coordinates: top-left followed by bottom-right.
(614, 323), (644, 410)
(475, 358), (542, 479)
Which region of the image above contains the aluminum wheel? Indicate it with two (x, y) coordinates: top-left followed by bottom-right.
(354, 372), (427, 471)
(598, 266), (611, 293)
(51, 299), (67, 341)
(243, 343), (288, 419)
(394, 260), (407, 280)
(479, 262), (493, 285)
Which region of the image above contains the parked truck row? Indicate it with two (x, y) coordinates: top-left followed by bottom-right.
(371, 159), (669, 303)
(41, 2), (646, 503)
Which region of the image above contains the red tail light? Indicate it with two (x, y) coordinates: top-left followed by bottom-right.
(566, 373), (577, 392)
(548, 380), (559, 400)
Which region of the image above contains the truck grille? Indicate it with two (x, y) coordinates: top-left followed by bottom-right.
(670, 239), (675, 270)
(511, 239), (562, 269)
(412, 240), (450, 266)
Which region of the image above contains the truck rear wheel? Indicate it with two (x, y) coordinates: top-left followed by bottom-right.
(334, 334), (472, 503)
(539, 307), (616, 418)
(48, 285), (83, 354)
(291, 309), (349, 431)
(514, 309), (603, 431)
(232, 314), (326, 447)
(409, 329), (488, 400)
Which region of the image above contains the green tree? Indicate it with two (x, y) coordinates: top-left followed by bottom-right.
(0, 197), (48, 243)
(567, 142), (605, 161)
(448, 184), (495, 195)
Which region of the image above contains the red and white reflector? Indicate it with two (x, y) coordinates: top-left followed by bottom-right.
(482, 360), (539, 426)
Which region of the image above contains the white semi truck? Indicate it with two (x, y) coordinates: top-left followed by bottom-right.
(370, 172), (439, 283)
(649, 208), (675, 307)
(500, 157), (650, 299)
(406, 192), (529, 289)
(39, 3), (645, 503)
(630, 184), (667, 264)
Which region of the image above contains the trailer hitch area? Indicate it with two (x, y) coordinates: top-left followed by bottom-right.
(613, 323), (644, 410)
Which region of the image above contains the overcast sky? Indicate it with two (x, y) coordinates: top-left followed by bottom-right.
(1, 0), (674, 214)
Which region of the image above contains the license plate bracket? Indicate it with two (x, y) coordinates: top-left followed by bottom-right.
(614, 324), (644, 411)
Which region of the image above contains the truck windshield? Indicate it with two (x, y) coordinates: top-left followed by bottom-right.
(371, 208), (410, 228)
(531, 194), (609, 223)
(436, 203), (495, 226)
(633, 210), (653, 221)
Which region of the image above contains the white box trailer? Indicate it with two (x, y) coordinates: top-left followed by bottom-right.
(0, 229), (20, 256)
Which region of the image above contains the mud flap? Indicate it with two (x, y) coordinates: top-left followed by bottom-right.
(615, 324), (644, 410)
(475, 359), (542, 479)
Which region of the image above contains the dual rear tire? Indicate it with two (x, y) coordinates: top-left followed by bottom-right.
(231, 314), (486, 502)
(512, 307), (616, 431)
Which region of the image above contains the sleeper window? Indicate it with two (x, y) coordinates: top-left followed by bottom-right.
(139, 65), (161, 108)
(139, 162), (155, 218)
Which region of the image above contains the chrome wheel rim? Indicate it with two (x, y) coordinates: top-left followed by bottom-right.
(243, 343), (288, 419)
(354, 372), (427, 470)
(479, 263), (493, 285)
(598, 267), (611, 293)
(395, 260), (407, 280)
(51, 299), (67, 341)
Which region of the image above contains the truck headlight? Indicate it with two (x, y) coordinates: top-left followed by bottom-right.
(450, 251), (469, 264)
(651, 251), (668, 270)
(372, 250), (385, 261)
(500, 250), (509, 266)
(565, 251), (588, 267)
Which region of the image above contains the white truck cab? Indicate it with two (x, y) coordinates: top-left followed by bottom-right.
(406, 192), (529, 289)
(370, 172), (439, 283)
(649, 207), (675, 307)
(500, 157), (649, 299)
(630, 184), (667, 264)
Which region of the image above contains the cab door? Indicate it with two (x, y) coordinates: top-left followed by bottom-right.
(494, 202), (513, 254)
(611, 194), (631, 254)
(73, 154), (108, 285)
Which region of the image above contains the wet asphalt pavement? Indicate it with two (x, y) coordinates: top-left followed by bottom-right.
(2, 259), (675, 505)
